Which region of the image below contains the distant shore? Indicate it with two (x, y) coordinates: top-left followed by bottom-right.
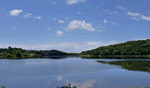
(80, 55), (150, 59)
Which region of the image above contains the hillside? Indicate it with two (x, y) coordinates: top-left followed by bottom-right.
(80, 39), (150, 55)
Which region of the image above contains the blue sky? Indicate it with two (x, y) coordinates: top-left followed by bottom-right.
(0, 0), (150, 53)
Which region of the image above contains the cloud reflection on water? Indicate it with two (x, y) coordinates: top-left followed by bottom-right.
(57, 75), (63, 81)
(66, 79), (96, 88)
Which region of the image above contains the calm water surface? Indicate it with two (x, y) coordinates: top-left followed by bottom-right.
(0, 57), (150, 88)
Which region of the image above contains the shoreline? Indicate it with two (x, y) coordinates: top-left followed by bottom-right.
(80, 55), (150, 59)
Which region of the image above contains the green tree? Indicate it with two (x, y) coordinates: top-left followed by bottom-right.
(8, 46), (12, 50)
(15, 52), (22, 57)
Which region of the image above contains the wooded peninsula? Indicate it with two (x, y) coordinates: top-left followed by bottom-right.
(80, 39), (150, 58)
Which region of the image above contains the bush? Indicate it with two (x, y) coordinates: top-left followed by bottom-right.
(6, 53), (13, 57)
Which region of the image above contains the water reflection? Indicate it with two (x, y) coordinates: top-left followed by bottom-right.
(66, 79), (96, 88)
(20, 61), (53, 64)
(0, 58), (121, 78)
(97, 60), (150, 73)
(1, 57), (150, 88)
(57, 75), (63, 81)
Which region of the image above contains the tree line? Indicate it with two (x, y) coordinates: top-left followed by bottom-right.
(0, 46), (77, 58)
(80, 39), (150, 55)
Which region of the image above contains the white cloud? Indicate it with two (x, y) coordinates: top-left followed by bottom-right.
(65, 17), (69, 19)
(56, 31), (64, 36)
(103, 9), (110, 12)
(60, 27), (65, 29)
(9, 9), (22, 16)
(59, 20), (64, 23)
(0, 41), (120, 53)
(101, 3), (105, 5)
(126, 11), (150, 21)
(66, 0), (85, 5)
(22, 13), (32, 18)
(65, 20), (96, 31)
(131, 17), (140, 20)
(97, 29), (105, 32)
(97, 26), (101, 28)
(78, 12), (82, 14)
(110, 11), (118, 15)
(52, 2), (56, 4)
(47, 28), (51, 30)
(34, 16), (41, 20)
(97, 25), (106, 32)
(116, 5), (127, 10)
(97, 30), (103, 32)
(84, 42), (101, 46)
(141, 15), (150, 21)
(103, 19), (107, 23)
(114, 11), (118, 13)
(110, 12), (114, 15)
(136, 38), (148, 41)
(127, 11), (141, 16)
(57, 75), (63, 81)
(112, 23), (117, 25)
(97, 13), (101, 15)
(53, 18), (57, 20)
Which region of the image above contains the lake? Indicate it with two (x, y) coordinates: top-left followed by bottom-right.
(0, 57), (150, 88)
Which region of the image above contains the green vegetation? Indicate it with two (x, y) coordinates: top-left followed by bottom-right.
(0, 46), (42, 59)
(97, 60), (150, 73)
(0, 46), (78, 59)
(80, 39), (150, 58)
(1, 39), (150, 59)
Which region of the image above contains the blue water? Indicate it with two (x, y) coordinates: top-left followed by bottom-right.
(0, 57), (150, 88)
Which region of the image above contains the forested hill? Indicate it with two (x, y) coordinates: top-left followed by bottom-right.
(0, 46), (75, 58)
(80, 39), (150, 55)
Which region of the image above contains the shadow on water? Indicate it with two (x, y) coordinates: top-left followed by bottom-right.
(97, 60), (150, 73)
(42, 55), (78, 59)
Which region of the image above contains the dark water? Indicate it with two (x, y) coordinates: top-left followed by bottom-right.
(0, 57), (150, 88)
